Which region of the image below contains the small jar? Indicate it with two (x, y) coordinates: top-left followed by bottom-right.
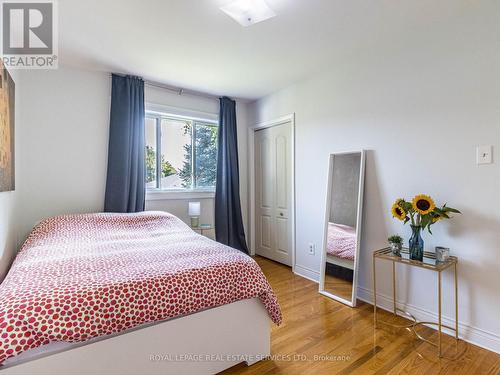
(435, 246), (450, 262)
(390, 242), (402, 256)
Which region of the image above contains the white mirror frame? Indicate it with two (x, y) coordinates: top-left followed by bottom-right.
(319, 150), (366, 307)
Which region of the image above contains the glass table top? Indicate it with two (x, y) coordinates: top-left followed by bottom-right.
(374, 247), (457, 271)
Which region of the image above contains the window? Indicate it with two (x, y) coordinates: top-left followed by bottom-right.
(145, 112), (218, 191)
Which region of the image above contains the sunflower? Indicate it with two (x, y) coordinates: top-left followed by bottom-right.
(391, 202), (406, 221)
(412, 194), (436, 215)
(393, 198), (403, 206)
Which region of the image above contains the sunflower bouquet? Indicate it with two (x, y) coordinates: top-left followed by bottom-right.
(391, 194), (460, 234)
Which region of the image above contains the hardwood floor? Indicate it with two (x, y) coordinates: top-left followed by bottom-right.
(221, 256), (500, 375)
(324, 273), (353, 301)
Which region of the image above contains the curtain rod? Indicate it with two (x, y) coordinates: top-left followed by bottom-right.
(110, 73), (236, 101)
(144, 80), (220, 101)
(110, 73), (220, 101)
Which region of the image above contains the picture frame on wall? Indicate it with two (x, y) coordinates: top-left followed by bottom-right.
(0, 60), (15, 192)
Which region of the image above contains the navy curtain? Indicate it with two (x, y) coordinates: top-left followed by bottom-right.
(104, 74), (145, 213)
(215, 97), (249, 253)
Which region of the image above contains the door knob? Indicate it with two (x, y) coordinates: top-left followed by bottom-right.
(280, 213), (284, 216)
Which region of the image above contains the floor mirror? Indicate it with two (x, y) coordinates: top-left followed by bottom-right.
(319, 150), (365, 307)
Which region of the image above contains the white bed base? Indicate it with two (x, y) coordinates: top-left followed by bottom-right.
(326, 254), (354, 270)
(0, 298), (270, 375)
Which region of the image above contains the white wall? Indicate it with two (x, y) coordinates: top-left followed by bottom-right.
(0, 69), (20, 281)
(145, 85), (250, 238)
(247, 7), (500, 352)
(15, 67), (110, 242)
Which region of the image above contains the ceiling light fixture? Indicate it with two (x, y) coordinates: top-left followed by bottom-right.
(220, 0), (276, 27)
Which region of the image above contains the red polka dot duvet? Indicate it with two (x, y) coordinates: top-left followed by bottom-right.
(0, 211), (282, 365)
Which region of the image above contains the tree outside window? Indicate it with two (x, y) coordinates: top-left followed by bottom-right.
(145, 113), (218, 190)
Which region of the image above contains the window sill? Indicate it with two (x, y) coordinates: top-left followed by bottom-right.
(146, 190), (216, 201)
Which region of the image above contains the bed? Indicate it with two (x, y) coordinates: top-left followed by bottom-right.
(0, 211), (281, 374)
(326, 222), (356, 270)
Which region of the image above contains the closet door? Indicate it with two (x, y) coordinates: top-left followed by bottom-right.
(254, 122), (292, 266)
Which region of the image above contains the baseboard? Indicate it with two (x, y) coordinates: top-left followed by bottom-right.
(293, 264), (319, 283)
(357, 286), (500, 354)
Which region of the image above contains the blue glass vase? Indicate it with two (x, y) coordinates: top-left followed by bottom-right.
(409, 225), (424, 261)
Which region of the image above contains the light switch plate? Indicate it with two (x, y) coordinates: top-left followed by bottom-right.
(476, 145), (493, 165)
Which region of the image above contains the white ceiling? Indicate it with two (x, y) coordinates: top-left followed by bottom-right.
(59, 0), (480, 100)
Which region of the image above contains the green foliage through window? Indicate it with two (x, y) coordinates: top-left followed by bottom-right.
(145, 145), (176, 184)
(145, 114), (218, 190)
(178, 123), (218, 188)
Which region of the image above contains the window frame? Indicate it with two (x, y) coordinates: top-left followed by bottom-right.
(145, 110), (219, 196)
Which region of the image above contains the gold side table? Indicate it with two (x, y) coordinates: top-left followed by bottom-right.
(373, 247), (458, 357)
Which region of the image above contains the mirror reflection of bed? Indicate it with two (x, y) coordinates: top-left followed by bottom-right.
(324, 222), (356, 300)
(320, 151), (365, 306)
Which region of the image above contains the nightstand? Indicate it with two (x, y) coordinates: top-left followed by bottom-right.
(191, 225), (215, 237)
